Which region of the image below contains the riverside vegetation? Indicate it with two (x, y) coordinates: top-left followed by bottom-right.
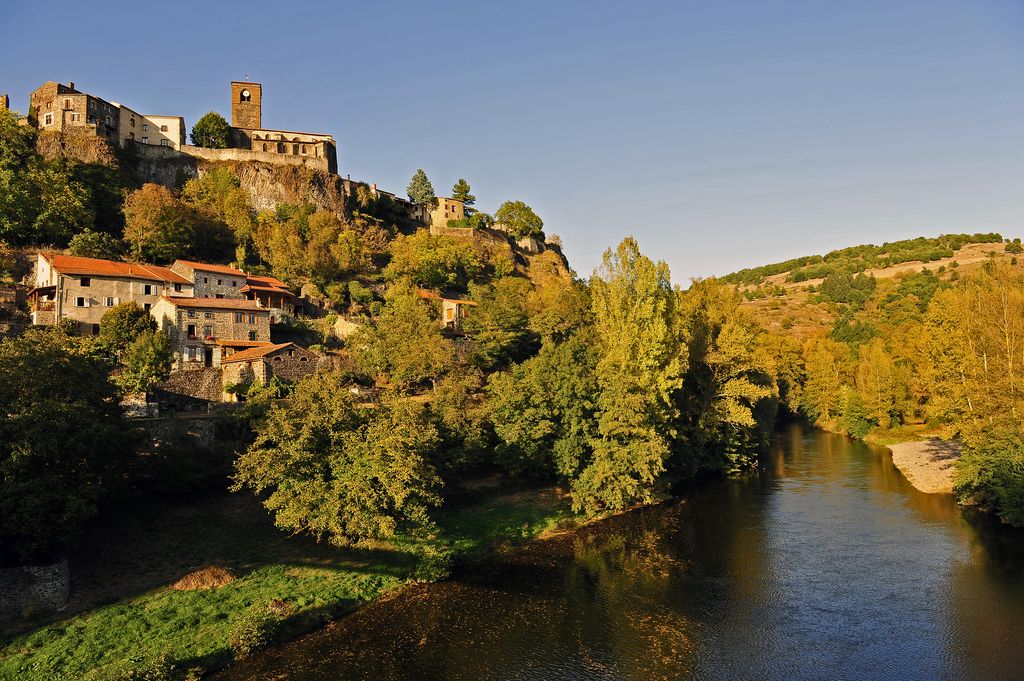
(1, 100), (1023, 678)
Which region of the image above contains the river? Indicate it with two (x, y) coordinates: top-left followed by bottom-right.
(221, 424), (1024, 680)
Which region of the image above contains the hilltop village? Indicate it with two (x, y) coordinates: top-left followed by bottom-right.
(1, 78), (565, 407)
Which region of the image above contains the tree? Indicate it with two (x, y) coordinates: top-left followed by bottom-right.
(451, 178), (475, 207)
(100, 302), (156, 357)
(383, 231), (485, 290)
(190, 112), (231, 149)
(855, 337), (909, 428)
(0, 330), (132, 560)
(181, 167), (254, 251)
(69, 229), (125, 260)
(116, 330), (173, 396)
(122, 183), (233, 263)
(573, 238), (684, 515)
(407, 169), (435, 206)
(464, 277), (539, 369)
(801, 338), (846, 423)
(233, 373), (442, 545)
(494, 200), (543, 240)
(29, 161), (95, 246)
(0, 108), (40, 246)
(350, 283), (456, 390)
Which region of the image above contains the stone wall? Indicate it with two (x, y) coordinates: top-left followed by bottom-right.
(155, 368), (225, 407)
(181, 144), (331, 173)
(0, 558), (69, 620)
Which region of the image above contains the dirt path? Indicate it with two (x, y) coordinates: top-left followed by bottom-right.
(889, 439), (962, 494)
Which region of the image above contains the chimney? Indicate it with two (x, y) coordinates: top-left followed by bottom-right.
(68, 82), (75, 90)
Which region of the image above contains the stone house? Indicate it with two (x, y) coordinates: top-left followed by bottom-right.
(221, 342), (322, 399)
(428, 197), (465, 233)
(29, 254), (193, 334)
(416, 289), (477, 333)
(116, 104), (185, 149)
(151, 296), (270, 369)
(170, 260), (248, 299)
(242, 274), (303, 319)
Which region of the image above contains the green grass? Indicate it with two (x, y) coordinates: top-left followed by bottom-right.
(0, 483), (571, 680)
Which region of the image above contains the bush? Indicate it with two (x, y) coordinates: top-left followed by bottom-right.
(412, 542), (453, 582)
(85, 653), (174, 681)
(955, 438), (1024, 527)
(229, 605), (282, 659)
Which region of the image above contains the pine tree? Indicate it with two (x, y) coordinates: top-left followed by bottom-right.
(451, 178), (475, 206)
(407, 169), (435, 206)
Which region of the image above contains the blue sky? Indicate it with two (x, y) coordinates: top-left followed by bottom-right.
(3, 0), (1023, 281)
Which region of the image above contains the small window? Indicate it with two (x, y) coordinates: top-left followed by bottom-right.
(187, 309), (196, 318)
(105, 115), (112, 125)
(287, 349), (294, 357)
(71, 113), (80, 122)
(249, 314), (256, 324)
(231, 281), (236, 287)
(75, 296), (87, 307)
(142, 123), (148, 132)
(80, 277), (91, 287)
(144, 303), (151, 312)
(160, 139), (169, 147)
(160, 124), (168, 132)
(240, 89), (251, 102)
(43, 113), (53, 125)
(215, 294), (224, 299)
(143, 284), (153, 295)
(217, 279), (223, 285)
(187, 347), (196, 360)
(88, 100), (95, 110)
(130, 118), (135, 128)
(204, 311), (213, 319)
(187, 324), (196, 337)
(203, 277), (209, 284)
(273, 356), (282, 362)
(174, 283), (182, 292)
(64, 99), (72, 109)
(141, 137), (148, 144)
(235, 312), (243, 323)
(203, 325), (212, 337)
(299, 356), (308, 362)
(248, 331), (257, 341)
(105, 297), (115, 307)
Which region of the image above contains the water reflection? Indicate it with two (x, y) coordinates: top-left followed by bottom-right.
(221, 424), (1024, 681)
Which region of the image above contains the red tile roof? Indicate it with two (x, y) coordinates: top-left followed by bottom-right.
(222, 342), (298, 364)
(159, 296), (267, 311)
(416, 289), (478, 306)
(216, 339), (274, 348)
(242, 275), (296, 298)
(174, 260), (246, 277)
(47, 254), (192, 284)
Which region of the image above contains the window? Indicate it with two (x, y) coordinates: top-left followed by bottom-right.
(71, 113), (80, 122)
(215, 294), (224, 299)
(217, 279), (223, 285)
(235, 312), (243, 323)
(273, 356), (282, 362)
(128, 132), (134, 140)
(187, 309), (196, 318)
(75, 296), (87, 307)
(187, 347), (197, 361)
(130, 118), (135, 128)
(141, 137), (148, 144)
(299, 356), (308, 362)
(105, 115), (112, 125)
(240, 89), (251, 102)
(174, 283), (182, 292)
(142, 123), (148, 132)
(160, 139), (169, 147)
(64, 99), (72, 109)
(88, 100), (95, 110)
(105, 297), (115, 307)
(92, 324), (101, 336)
(203, 325), (212, 338)
(248, 331), (257, 341)
(80, 277), (91, 287)
(143, 303), (151, 312)
(203, 277), (209, 284)
(160, 125), (168, 132)
(187, 324), (196, 338)
(249, 314), (256, 324)
(143, 284), (153, 295)
(231, 281), (236, 287)
(204, 312), (213, 319)
(43, 113), (53, 126)
(287, 349), (294, 357)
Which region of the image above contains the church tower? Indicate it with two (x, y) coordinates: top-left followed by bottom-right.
(231, 81), (261, 130)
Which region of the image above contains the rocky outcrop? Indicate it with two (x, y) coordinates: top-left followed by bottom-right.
(219, 161), (347, 213)
(0, 558), (70, 620)
(35, 129), (120, 166)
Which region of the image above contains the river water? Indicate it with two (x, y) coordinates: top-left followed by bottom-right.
(223, 424), (1024, 680)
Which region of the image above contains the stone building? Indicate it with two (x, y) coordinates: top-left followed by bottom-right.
(116, 104), (185, 149)
(151, 296), (270, 369)
(29, 254), (193, 334)
(228, 81), (338, 174)
(221, 342), (322, 398)
(416, 289), (477, 333)
(242, 274), (303, 320)
(428, 197), (465, 231)
(170, 260), (248, 299)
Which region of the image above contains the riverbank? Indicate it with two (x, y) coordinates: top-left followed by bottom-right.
(888, 439), (962, 494)
(0, 479), (574, 680)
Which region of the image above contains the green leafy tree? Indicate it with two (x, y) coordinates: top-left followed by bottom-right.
(122, 183), (233, 263)
(116, 330), (173, 395)
(800, 338), (846, 423)
(100, 302), (157, 357)
(190, 112), (231, 148)
(451, 178), (476, 208)
(30, 162), (95, 246)
(573, 238), (684, 515)
(494, 200), (543, 240)
(464, 277), (539, 369)
(233, 373), (442, 545)
(0, 330), (132, 560)
(383, 231), (485, 290)
(350, 282), (456, 390)
(407, 169), (435, 206)
(0, 108), (40, 246)
(69, 229), (125, 260)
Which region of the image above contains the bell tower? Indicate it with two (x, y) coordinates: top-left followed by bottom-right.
(231, 81), (261, 130)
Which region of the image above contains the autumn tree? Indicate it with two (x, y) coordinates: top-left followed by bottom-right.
(383, 231), (486, 290)
(68, 229), (125, 260)
(122, 183), (233, 263)
(494, 200), (543, 240)
(233, 373), (442, 545)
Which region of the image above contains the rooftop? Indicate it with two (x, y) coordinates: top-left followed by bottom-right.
(222, 342), (299, 364)
(159, 297), (266, 311)
(174, 260), (247, 277)
(47, 254), (192, 285)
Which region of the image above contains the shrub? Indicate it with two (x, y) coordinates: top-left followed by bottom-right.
(412, 542), (453, 582)
(229, 605), (282, 659)
(85, 654), (174, 681)
(955, 438), (1024, 527)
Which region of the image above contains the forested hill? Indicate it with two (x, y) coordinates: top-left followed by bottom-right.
(721, 233), (1005, 286)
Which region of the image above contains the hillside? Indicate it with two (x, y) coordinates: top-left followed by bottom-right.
(725, 234), (1021, 338)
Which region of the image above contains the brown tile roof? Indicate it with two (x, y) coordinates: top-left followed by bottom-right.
(222, 342), (297, 364)
(48, 254), (192, 284)
(246, 274), (290, 289)
(174, 260), (247, 277)
(159, 296), (267, 311)
(416, 289), (478, 306)
(216, 339), (274, 348)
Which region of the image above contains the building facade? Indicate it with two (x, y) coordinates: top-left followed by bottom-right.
(170, 260), (248, 299)
(221, 342), (321, 399)
(429, 197), (466, 229)
(29, 82), (121, 144)
(151, 297), (270, 369)
(30, 254), (193, 333)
